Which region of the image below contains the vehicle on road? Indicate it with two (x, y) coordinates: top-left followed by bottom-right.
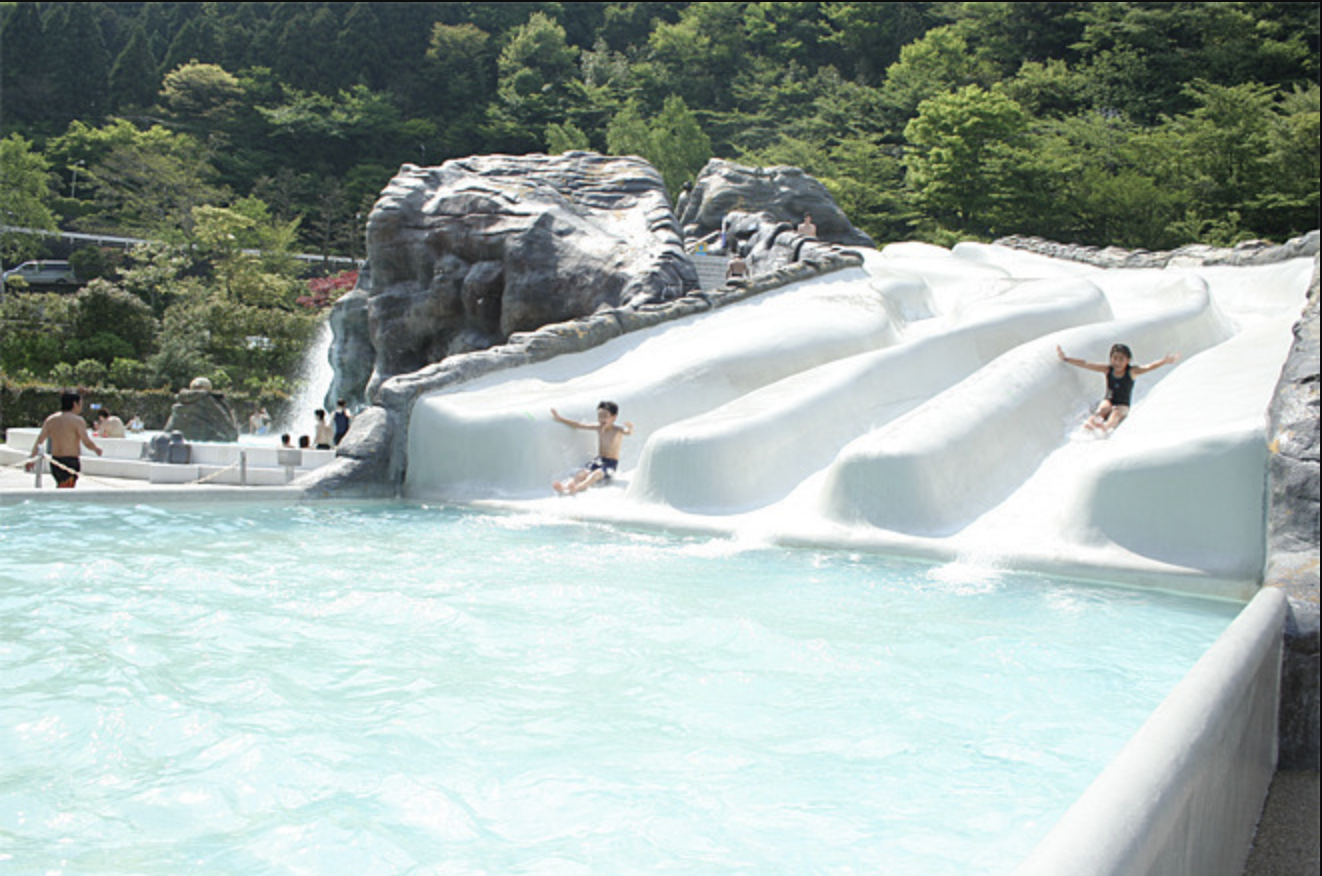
(2, 260), (79, 287)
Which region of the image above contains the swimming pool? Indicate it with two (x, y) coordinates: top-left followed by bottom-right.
(0, 502), (1239, 874)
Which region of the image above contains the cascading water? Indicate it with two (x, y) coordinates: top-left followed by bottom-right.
(280, 317), (335, 438)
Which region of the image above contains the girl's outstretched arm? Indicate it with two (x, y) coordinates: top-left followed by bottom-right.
(1132, 353), (1180, 376)
(1057, 346), (1108, 372)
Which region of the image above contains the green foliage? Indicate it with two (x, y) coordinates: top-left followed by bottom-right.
(0, 134), (59, 263)
(108, 357), (154, 390)
(904, 85), (1033, 236)
(73, 359), (108, 387)
(1, 0), (1317, 264)
(546, 122), (592, 154)
(607, 96), (712, 196)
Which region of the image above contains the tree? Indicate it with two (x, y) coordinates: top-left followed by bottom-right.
(490, 12), (581, 152)
(71, 280), (159, 366)
(420, 21), (496, 150)
(0, 2), (53, 127)
(109, 24), (160, 111)
(80, 127), (228, 237)
(904, 85), (1032, 236)
(0, 135), (59, 265)
(160, 62), (243, 127)
(649, 96), (712, 196)
(41, 3), (111, 122)
(546, 122), (592, 153)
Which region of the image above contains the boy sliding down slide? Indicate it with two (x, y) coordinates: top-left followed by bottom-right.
(1058, 343), (1179, 434)
(551, 401), (634, 494)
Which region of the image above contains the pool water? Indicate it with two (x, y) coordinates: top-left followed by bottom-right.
(0, 502), (1238, 875)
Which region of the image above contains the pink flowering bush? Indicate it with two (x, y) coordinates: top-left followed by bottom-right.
(298, 270), (358, 310)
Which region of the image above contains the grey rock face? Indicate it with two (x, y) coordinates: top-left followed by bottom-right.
(326, 272), (373, 413)
(678, 158), (875, 249)
(329, 152), (698, 405)
(1266, 262), (1320, 770)
(163, 388), (240, 443)
(720, 210), (856, 276)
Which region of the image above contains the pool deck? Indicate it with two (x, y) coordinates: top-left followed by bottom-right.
(0, 462), (1315, 873)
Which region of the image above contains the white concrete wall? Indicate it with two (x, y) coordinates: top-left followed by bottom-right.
(400, 245), (1315, 591)
(1013, 587), (1285, 876)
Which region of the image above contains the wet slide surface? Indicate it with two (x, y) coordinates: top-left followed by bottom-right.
(406, 243), (1314, 596)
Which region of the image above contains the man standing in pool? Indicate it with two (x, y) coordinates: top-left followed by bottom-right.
(1058, 343), (1179, 434)
(550, 401), (634, 494)
(25, 391), (103, 487)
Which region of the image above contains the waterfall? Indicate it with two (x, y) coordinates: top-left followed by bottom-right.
(280, 318), (335, 438)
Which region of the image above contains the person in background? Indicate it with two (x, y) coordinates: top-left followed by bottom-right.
(280, 434), (294, 448)
(797, 213), (817, 238)
(128, 413), (145, 433)
(95, 408), (126, 438)
(249, 406), (271, 435)
(313, 409), (334, 450)
(725, 249), (748, 281)
(332, 399), (351, 445)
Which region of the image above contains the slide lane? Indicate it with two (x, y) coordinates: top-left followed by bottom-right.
(818, 274), (1232, 536)
(629, 276), (1113, 513)
(406, 266), (901, 499)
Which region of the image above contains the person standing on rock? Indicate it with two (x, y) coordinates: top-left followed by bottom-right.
(26, 391), (103, 487)
(797, 213), (817, 238)
(332, 399), (352, 445)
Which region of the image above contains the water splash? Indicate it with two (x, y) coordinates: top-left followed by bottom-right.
(281, 318), (334, 436)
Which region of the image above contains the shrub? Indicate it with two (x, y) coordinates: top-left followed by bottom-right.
(73, 359), (108, 386)
(108, 357), (153, 389)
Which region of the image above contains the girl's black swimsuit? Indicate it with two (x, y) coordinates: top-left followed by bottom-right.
(1106, 367), (1134, 407)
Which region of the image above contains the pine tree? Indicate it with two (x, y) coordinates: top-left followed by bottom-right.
(110, 24), (160, 112)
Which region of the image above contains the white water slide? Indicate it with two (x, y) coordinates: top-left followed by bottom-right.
(405, 242), (1314, 598)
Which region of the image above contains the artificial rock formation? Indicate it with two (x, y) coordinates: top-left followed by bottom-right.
(719, 209), (853, 276)
(328, 152), (698, 407)
(677, 158), (874, 249)
(162, 377), (240, 443)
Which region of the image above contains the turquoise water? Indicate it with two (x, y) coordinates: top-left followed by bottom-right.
(0, 502), (1237, 875)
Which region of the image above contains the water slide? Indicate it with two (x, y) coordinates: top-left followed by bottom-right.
(405, 243), (1314, 597)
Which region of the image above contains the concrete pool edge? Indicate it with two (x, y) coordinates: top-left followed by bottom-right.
(1014, 586), (1286, 876)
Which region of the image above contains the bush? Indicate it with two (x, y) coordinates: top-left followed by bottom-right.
(49, 362), (75, 385)
(108, 357), (153, 389)
(73, 359), (108, 386)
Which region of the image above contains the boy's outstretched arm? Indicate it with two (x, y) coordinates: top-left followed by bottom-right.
(1132, 353), (1180, 376)
(551, 408), (593, 429)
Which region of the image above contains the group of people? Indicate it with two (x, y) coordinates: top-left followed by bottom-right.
(276, 400), (353, 452)
(24, 342), (1176, 492)
(724, 213), (819, 282)
(23, 393), (357, 489)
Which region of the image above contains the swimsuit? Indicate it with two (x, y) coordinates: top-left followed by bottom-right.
(52, 456), (80, 487)
(586, 457), (619, 480)
(1106, 367), (1134, 408)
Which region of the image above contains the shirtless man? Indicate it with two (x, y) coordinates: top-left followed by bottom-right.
(27, 392), (103, 487)
(551, 401), (634, 495)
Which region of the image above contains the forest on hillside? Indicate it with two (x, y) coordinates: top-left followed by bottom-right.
(0, 1), (1318, 403)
